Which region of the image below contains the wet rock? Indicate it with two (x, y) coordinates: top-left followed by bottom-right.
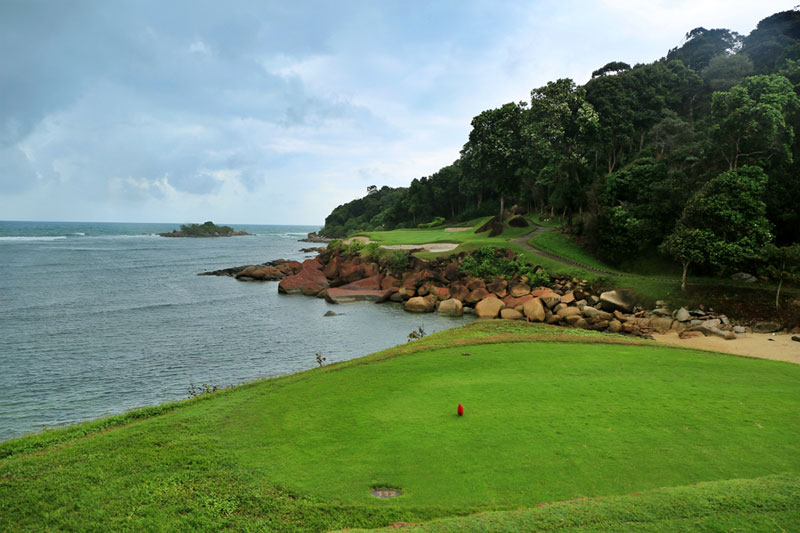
(674, 308), (691, 322)
(466, 288), (489, 305)
(508, 282), (531, 298)
(574, 318), (590, 329)
(449, 283), (470, 302)
(278, 258), (329, 296)
(556, 306), (582, 319)
(326, 288), (391, 304)
(405, 296), (435, 313)
(437, 298), (463, 317)
(500, 308), (524, 320)
(503, 294), (533, 309)
(582, 306), (613, 322)
(475, 297), (505, 318)
(523, 298), (546, 322)
(599, 290), (636, 313)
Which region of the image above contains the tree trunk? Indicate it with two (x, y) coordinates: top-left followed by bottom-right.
(776, 277), (784, 310)
(681, 261), (690, 292)
(499, 195), (505, 217)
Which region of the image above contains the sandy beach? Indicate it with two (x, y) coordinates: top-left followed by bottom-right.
(653, 331), (800, 365)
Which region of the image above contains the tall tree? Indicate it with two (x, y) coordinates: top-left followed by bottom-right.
(585, 74), (636, 172)
(662, 166), (773, 290)
(525, 79), (599, 220)
(762, 243), (800, 309)
(708, 74), (798, 170)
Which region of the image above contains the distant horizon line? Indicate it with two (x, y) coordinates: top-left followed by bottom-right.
(0, 219), (323, 227)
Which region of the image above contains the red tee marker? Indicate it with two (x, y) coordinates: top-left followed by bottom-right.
(457, 403), (464, 416)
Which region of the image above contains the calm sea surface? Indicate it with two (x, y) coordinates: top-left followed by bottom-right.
(0, 221), (470, 441)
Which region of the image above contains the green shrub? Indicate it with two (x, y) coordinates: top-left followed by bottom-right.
(460, 245), (549, 283)
(345, 240), (365, 255)
(362, 242), (382, 261)
(384, 249), (410, 273)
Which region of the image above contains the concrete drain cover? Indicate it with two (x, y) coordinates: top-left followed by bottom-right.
(371, 488), (403, 498)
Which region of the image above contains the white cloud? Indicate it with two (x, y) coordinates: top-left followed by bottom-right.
(0, 0), (794, 224)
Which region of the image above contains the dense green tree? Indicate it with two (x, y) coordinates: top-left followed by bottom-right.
(461, 102), (526, 214)
(701, 54), (754, 91)
(667, 27), (743, 71)
(662, 166), (773, 290)
(525, 79), (599, 218)
(742, 10), (800, 74)
(597, 158), (681, 264)
(591, 61), (631, 78)
(585, 74), (636, 172)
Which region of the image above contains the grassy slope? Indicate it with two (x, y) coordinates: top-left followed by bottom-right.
(360, 219), (799, 312)
(2, 322), (799, 531)
(348, 474), (800, 532)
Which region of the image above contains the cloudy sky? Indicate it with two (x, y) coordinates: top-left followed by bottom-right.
(0, 1), (794, 225)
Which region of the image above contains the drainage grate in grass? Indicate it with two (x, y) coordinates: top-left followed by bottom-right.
(371, 487), (403, 498)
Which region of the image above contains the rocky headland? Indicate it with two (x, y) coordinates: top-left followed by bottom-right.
(203, 245), (786, 340)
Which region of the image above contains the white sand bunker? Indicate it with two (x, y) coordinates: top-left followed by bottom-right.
(343, 236), (371, 244)
(342, 235), (458, 252)
(443, 227), (473, 232)
(382, 243), (459, 252)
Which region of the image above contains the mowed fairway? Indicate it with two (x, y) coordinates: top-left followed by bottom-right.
(1, 322), (799, 530)
(221, 332), (800, 507)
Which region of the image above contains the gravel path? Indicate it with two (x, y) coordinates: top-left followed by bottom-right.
(511, 226), (621, 277)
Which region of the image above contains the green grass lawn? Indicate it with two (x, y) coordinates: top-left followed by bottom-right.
(2, 322), (799, 531)
(528, 228), (620, 273)
(358, 220), (532, 248)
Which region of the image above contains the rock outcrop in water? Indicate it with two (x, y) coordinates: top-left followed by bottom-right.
(199, 259), (301, 281)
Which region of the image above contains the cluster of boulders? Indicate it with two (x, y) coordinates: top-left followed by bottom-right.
(202, 245), (782, 339)
(268, 247), (765, 339)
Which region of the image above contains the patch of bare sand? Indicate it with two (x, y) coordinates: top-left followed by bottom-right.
(341, 237), (458, 253)
(653, 331), (800, 365)
(443, 227), (473, 232)
(342, 236), (371, 244)
(382, 243), (459, 252)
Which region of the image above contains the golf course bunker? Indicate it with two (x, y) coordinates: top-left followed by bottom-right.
(443, 227), (473, 232)
(382, 243), (458, 252)
(371, 487), (403, 498)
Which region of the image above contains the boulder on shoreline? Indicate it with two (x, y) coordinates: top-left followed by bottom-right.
(203, 242), (762, 342)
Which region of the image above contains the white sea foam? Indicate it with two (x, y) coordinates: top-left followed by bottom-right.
(0, 236), (67, 242)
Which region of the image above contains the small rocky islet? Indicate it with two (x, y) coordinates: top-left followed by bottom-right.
(158, 221), (250, 238)
(201, 241), (767, 340)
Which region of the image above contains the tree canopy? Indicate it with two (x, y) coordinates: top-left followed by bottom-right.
(320, 8), (800, 284)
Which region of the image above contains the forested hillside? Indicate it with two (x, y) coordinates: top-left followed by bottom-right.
(321, 10), (800, 280)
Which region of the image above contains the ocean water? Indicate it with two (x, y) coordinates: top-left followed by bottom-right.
(0, 221), (470, 442)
